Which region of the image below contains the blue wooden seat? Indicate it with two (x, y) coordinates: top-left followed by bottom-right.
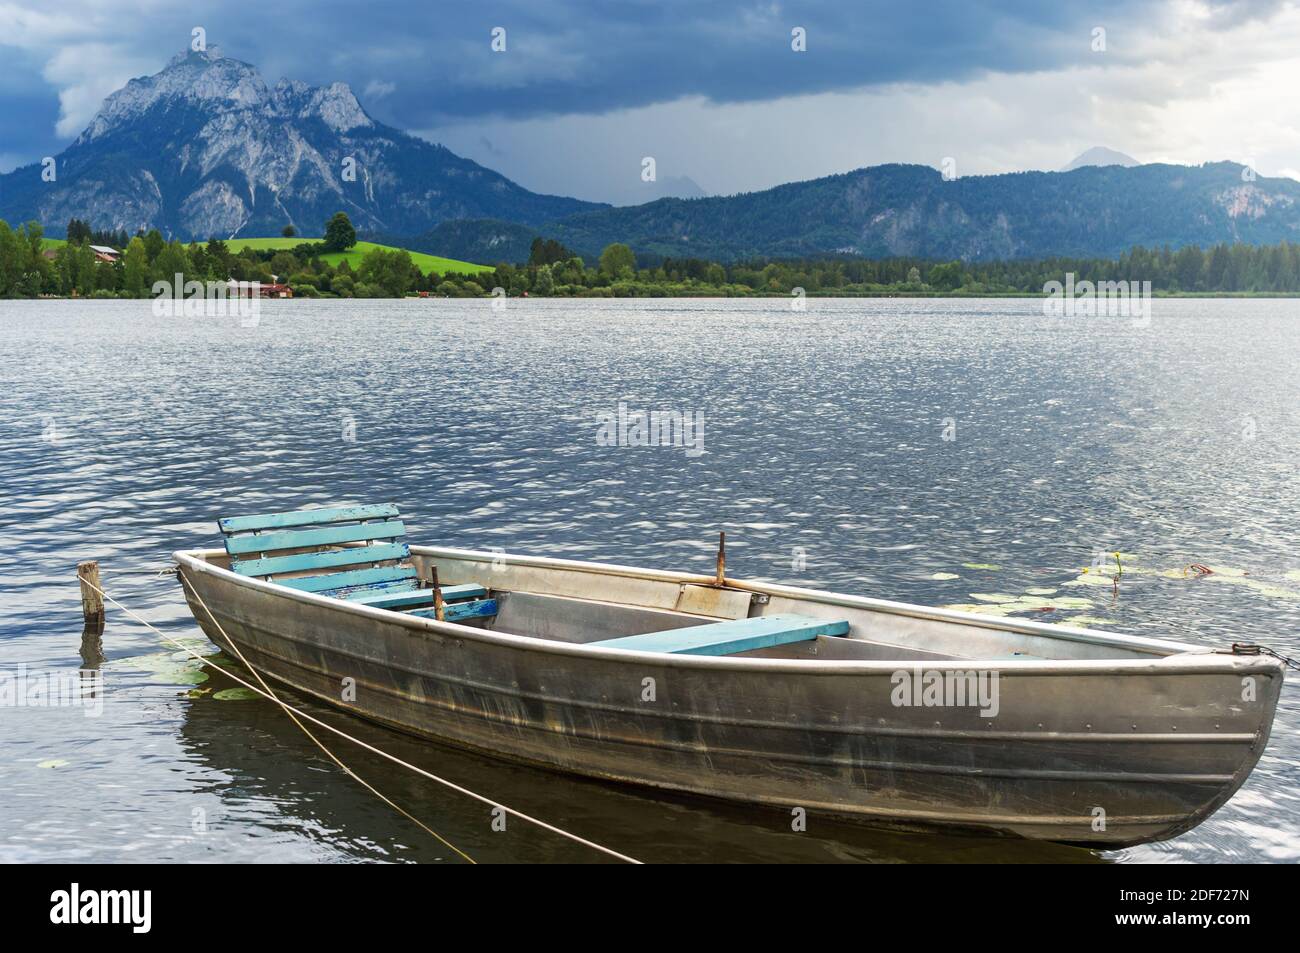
(407, 598), (500, 624)
(217, 504), (490, 615)
(348, 583), (486, 610)
(587, 614), (850, 657)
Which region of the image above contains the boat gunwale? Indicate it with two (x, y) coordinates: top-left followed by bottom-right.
(173, 546), (1285, 679)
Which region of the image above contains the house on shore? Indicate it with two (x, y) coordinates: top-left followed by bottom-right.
(226, 279), (293, 298)
(89, 245), (121, 263)
(42, 245), (122, 263)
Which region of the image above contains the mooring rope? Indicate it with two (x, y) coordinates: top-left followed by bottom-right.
(99, 566), (180, 578)
(90, 574), (475, 864)
(81, 573), (643, 865)
(179, 573), (478, 864)
(1231, 643), (1300, 672)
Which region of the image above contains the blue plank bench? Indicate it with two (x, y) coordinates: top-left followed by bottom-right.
(218, 504), (495, 619)
(407, 599), (500, 624)
(587, 614), (850, 657)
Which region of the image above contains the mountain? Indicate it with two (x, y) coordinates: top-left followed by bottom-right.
(1062, 147), (1140, 171)
(542, 161), (1300, 263)
(0, 48), (601, 240)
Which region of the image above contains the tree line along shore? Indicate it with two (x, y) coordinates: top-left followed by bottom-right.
(6, 211), (1300, 300)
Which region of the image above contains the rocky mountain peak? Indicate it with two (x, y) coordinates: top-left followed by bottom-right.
(165, 45), (227, 69)
(274, 80), (372, 133)
(6, 48), (598, 241)
(78, 48), (270, 144)
(75, 47), (372, 145)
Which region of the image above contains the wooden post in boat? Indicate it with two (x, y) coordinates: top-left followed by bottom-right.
(430, 566), (445, 622)
(77, 560), (104, 628)
(715, 532), (726, 587)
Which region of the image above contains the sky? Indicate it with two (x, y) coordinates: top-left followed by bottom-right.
(2, 0), (1299, 205)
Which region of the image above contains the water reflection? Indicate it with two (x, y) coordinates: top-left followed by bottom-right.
(179, 663), (1104, 864)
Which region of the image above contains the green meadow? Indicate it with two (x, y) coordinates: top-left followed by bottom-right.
(215, 238), (491, 276)
(39, 235), (489, 276)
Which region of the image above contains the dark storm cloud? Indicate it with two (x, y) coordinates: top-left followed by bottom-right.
(276, 0), (1168, 123)
(0, 0), (1173, 169)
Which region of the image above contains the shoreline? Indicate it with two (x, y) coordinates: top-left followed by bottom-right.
(13, 290), (1300, 302)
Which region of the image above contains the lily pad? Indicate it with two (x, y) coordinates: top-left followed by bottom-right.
(958, 592), (1095, 616)
(1197, 565), (1247, 577)
(1062, 556), (1300, 603)
(212, 688), (260, 701)
(1036, 596), (1094, 610)
(37, 759), (69, 769)
(1204, 575), (1300, 601)
(942, 602), (1018, 617)
(929, 572), (960, 580)
(961, 563), (1001, 571)
(113, 649), (212, 685)
(1024, 587), (1057, 596)
(157, 666), (209, 685)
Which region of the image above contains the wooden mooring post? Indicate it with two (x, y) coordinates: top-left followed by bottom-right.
(715, 532), (726, 587)
(430, 566), (446, 622)
(77, 560), (104, 629)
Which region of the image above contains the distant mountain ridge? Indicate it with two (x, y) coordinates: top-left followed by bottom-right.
(539, 161), (1300, 263)
(0, 48), (600, 240)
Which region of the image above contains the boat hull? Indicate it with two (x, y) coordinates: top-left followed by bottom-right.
(175, 550), (1283, 848)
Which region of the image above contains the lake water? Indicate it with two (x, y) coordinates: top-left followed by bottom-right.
(1, 297), (1297, 864)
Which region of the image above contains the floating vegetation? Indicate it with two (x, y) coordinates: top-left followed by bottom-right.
(1066, 572), (1119, 587)
(212, 688), (260, 701)
(946, 593), (1094, 617)
(1201, 572), (1300, 602)
(928, 572), (960, 580)
(37, 759), (69, 769)
(941, 602), (1017, 617)
(1064, 556), (1300, 603)
(947, 551), (1299, 630)
(1021, 595), (1093, 611)
(153, 664), (208, 686)
(1077, 551), (1126, 594)
(109, 648), (214, 686)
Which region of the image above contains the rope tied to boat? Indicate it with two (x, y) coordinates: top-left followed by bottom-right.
(87, 573), (476, 863)
(1231, 643), (1300, 671)
(179, 571), (479, 864)
(98, 566), (179, 577)
(79, 571), (643, 865)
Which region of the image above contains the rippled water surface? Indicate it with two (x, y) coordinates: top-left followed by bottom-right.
(1, 297), (1297, 863)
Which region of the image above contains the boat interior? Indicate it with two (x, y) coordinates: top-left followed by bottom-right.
(205, 504), (1197, 664)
